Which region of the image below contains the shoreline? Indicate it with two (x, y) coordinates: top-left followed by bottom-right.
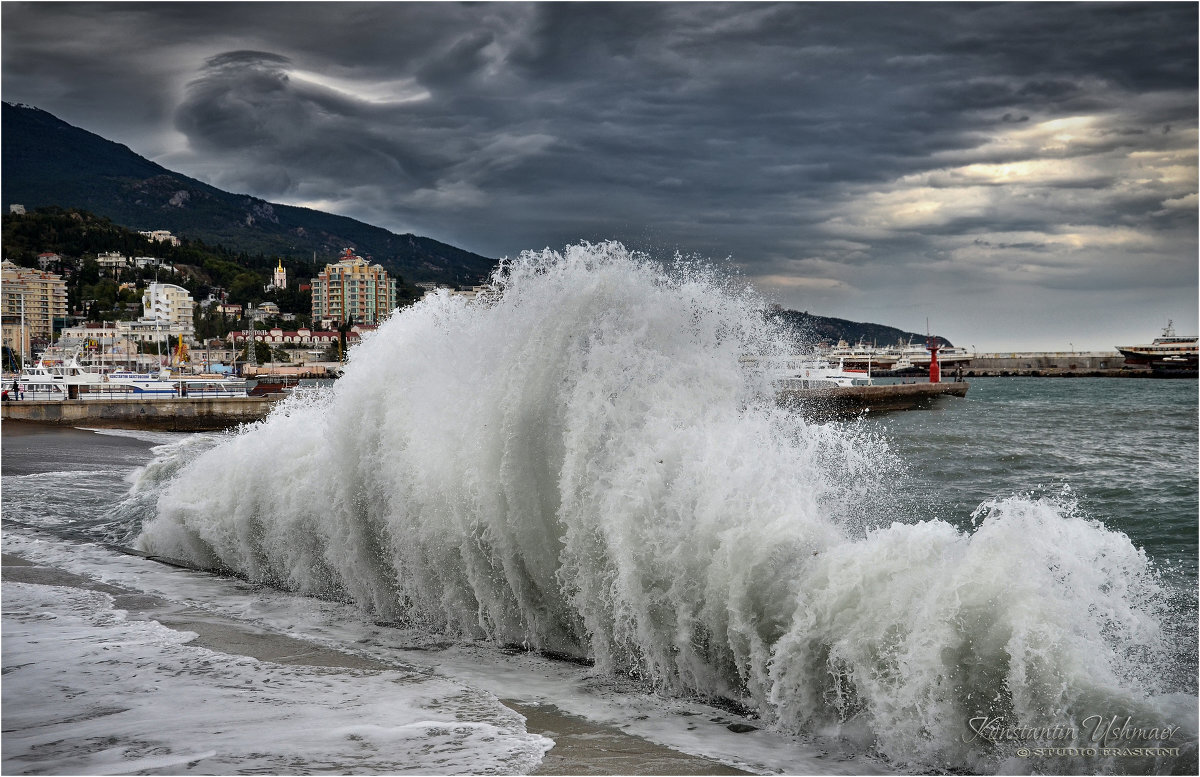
(1, 550), (749, 776)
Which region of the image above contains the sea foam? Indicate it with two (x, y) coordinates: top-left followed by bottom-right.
(138, 242), (1194, 773)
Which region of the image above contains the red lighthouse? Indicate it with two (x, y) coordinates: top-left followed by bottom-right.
(927, 337), (941, 383)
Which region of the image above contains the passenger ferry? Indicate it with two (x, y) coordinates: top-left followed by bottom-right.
(1116, 321), (1198, 367)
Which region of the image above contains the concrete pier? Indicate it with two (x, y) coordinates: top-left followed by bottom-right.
(1, 396), (280, 431)
(780, 381), (969, 418)
(963, 351), (1134, 377)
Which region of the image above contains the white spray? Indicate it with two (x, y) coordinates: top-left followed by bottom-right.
(138, 243), (1193, 772)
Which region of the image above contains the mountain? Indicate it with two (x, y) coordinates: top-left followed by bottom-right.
(1, 102), (495, 285)
(2, 103), (950, 347)
(768, 308), (952, 349)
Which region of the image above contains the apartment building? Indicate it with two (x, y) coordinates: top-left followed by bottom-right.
(310, 248), (397, 325)
(1, 260), (68, 345)
(142, 282), (195, 336)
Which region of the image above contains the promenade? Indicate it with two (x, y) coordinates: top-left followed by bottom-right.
(1, 396), (279, 431)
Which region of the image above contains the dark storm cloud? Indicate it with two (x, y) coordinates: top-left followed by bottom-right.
(2, 1), (1196, 348)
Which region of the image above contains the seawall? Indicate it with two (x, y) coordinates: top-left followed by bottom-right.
(966, 351), (1128, 376)
(1, 397), (280, 432)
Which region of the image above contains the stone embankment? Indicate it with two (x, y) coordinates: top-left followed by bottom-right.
(1, 396), (281, 431)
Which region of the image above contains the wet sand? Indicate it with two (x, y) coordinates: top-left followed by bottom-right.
(1, 419), (165, 475)
(1, 551), (748, 775)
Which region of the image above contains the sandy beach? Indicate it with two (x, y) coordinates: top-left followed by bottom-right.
(2, 550), (747, 775)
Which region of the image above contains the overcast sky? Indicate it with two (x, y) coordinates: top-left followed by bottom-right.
(3, 2), (1196, 350)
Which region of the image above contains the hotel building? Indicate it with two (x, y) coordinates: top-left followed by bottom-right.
(1, 260), (68, 346)
(310, 248), (397, 326)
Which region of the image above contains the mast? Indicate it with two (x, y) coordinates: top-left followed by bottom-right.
(246, 304), (257, 369)
(19, 292), (26, 369)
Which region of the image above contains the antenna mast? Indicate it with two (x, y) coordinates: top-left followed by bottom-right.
(246, 305), (257, 369)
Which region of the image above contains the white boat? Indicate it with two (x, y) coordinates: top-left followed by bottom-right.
(1117, 321), (1198, 367)
(823, 340), (898, 372)
(870, 338), (975, 372)
(741, 355), (874, 391)
(773, 357), (875, 390)
(102, 369), (181, 397)
(8, 347), (249, 400)
(5, 366), (69, 401)
(9, 351), (103, 400)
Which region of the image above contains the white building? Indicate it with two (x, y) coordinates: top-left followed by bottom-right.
(142, 282), (194, 336)
(36, 252), (62, 270)
(446, 285), (500, 303)
(96, 251), (128, 274)
(267, 258), (287, 290)
(251, 301), (281, 322)
(140, 230), (181, 246)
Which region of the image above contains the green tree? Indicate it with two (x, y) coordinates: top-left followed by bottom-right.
(227, 272), (265, 305)
(238, 341), (272, 364)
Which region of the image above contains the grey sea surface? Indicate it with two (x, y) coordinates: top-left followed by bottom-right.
(874, 378), (1197, 582)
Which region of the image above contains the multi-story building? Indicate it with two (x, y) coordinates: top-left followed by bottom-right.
(2, 314), (30, 360)
(140, 230), (181, 246)
(37, 252), (62, 270)
(142, 282), (195, 336)
(96, 251), (129, 274)
(1, 260), (68, 347)
(310, 248), (397, 325)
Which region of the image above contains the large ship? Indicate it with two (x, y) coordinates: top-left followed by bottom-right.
(1116, 321), (1198, 368)
(817, 337), (975, 375)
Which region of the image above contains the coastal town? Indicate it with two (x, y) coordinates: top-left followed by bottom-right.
(1, 209), (499, 399)
(3, 204), (1196, 418)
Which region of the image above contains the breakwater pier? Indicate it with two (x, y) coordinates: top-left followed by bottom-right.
(1, 396), (280, 432)
(959, 351), (1192, 378)
(780, 381), (969, 418)
(962, 351), (1128, 377)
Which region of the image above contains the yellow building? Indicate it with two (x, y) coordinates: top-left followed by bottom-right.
(310, 248), (397, 325)
(1, 260), (68, 346)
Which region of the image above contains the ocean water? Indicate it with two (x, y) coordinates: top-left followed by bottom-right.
(2, 243), (1196, 775)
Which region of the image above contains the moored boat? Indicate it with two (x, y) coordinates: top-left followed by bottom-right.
(7, 350), (249, 401)
(1116, 321), (1198, 367)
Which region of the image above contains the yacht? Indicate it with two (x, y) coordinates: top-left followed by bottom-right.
(741, 354), (875, 391)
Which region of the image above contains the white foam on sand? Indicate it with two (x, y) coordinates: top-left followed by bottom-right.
(1, 580), (552, 775)
(1, 529), (878, 775)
